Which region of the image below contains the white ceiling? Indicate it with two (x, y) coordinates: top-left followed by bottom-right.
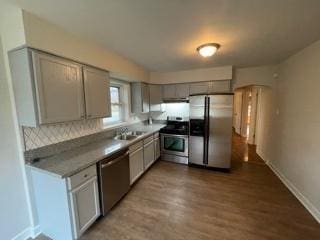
(13, 0), (320, 71)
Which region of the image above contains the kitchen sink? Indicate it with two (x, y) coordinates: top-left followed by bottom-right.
(114, 134), (138, 141)
(128, 131), (146, 136)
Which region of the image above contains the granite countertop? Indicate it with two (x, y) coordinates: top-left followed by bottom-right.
(26, 124), (165, 178)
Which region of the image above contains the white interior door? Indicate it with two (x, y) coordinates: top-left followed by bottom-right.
(233, 91), (243, 134)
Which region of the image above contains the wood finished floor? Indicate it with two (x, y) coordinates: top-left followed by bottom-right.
(78, 132), (320, 240)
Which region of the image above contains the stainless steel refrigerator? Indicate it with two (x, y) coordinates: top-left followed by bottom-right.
(189, 94), (233, 169)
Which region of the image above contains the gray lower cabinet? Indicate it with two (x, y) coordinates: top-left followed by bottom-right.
(129, 133), (159, 185)
(83, 66), (111, 119)
(9, 48), (111, 126)
(69, 176), (100, 239)
(154, 134), (161, 160)
(29, 164), (100, 240)
(131, 82), (150, 113)
(129, 141), (144, 185)
(144, 137), (155, 170)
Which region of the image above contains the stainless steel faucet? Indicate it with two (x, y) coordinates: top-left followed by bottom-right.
(118, 127), (129, 135)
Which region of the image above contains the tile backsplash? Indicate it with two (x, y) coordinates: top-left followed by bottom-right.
(22, 119), (103, 151)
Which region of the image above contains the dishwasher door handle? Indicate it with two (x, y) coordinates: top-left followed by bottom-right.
(101, 151), (129, 169)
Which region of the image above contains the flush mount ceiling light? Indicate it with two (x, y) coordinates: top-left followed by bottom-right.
(197, 43), (220, 57)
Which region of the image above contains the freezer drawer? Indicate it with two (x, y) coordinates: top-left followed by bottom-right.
(188, 136), (204, 165)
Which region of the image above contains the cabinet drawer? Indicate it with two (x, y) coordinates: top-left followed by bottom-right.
(129, 141), (143, 153)
(144, 135), (154, 145)
(153, 132), (159, 139)
(68, 165), (97, 190)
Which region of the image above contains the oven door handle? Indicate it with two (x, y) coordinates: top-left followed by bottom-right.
(160, 133), (188, 138)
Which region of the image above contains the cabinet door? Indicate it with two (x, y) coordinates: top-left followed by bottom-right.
(149, 85), (163, 111)
(32, 51), (85, 124)
(175, 84), (190, 98)
(142, 83), (150, 113)
(154, 137), (161, 160)
(189, 82), (210, 95)
(70, 177), (100, 239)
(209, 80), (231, 93)
(83, 66), (111, 119)
(129, 147), (144, 185)
(162, 84), (176, 99)
(144, 140), (155, 170)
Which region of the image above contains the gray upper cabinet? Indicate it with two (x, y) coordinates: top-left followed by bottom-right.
(163, 83), (190, 99)
(189, 82), (210, 95)
(83, 66), (111, 119)
(149, 84), (164, 112)
(9, 48), (111, 127)
(189, 81), (231, 95)
(32, 52), (85, 124)
(162, 84), (176, 99)
(175, 84), (190, 98)
(209, 80), (231, 93)
(131, 82), (149, 113)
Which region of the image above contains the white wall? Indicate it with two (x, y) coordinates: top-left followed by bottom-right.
(150, 65), (232, 84)
(0, 35), (31, 240)
(256, 40), (320, 222)
(233, 65), (276, 90)
(22, 11), (149, 82)
(273, 39), (320, 220)
(0, 4), (33, 240)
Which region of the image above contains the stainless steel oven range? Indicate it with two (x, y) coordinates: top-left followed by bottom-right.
(160, 117), (189, 164)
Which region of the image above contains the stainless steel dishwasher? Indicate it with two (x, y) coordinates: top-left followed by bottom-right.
(98, 149), (130, 216)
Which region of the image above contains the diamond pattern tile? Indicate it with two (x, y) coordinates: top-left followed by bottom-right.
(23, 119), (103, 150)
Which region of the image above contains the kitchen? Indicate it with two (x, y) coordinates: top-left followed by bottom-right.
(1, 1), (320, 240)
(10, 46), (233, 239)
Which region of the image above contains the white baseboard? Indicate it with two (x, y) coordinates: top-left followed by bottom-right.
(267, 161), (320, 224)
(30, 225), (41, 238)
(256, 148), (268, 163)
(11, 227), (30, 240)
(11, 225), (41, 240)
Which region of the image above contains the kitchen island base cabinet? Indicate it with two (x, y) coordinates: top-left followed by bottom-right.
(28, 165), (100, 240)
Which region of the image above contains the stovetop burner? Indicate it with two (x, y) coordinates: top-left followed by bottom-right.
(160, 117), (189, 135)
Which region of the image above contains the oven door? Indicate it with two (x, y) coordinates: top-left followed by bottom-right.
(161, 134), (188, 157)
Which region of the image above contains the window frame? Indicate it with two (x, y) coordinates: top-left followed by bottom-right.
(103, 83), (125, 125)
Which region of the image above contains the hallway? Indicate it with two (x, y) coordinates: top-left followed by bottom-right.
(79, 133), (320, 240)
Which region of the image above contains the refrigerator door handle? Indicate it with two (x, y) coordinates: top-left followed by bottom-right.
(203, 96), (209, 165)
